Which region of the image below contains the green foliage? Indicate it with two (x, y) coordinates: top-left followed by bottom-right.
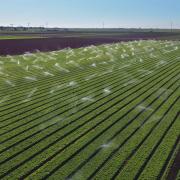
(0, 40), (179, 179)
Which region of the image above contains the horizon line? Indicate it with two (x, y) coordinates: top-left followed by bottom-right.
(0, 26), (180, 30)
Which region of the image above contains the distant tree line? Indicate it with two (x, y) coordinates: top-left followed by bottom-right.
(0, 26), (69, 32)
(0, 26), (179, 33)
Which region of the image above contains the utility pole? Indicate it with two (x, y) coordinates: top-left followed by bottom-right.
(27, 22), (30, 29)
(171, 21), (173, 33)
(46, 22), (48, 28)
(10, 24), (14, 31)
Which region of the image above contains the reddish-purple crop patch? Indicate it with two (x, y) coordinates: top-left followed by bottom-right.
(0, 33), (174, 56)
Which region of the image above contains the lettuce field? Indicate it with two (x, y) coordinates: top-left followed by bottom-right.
(0, 40), (179, 179)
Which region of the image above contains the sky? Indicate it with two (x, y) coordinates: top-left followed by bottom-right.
(0, 0), (180, 28)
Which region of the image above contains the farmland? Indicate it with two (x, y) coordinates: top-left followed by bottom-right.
(0, 40), (179, 179)
(1, 31), (180, 56)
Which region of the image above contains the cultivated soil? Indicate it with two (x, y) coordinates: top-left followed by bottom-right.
(0, 32), (178, 55)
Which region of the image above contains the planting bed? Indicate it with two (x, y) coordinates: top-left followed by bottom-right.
(0, 40), (179, 179)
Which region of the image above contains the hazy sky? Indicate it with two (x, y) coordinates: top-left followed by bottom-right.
(0, 0), (179, 28)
